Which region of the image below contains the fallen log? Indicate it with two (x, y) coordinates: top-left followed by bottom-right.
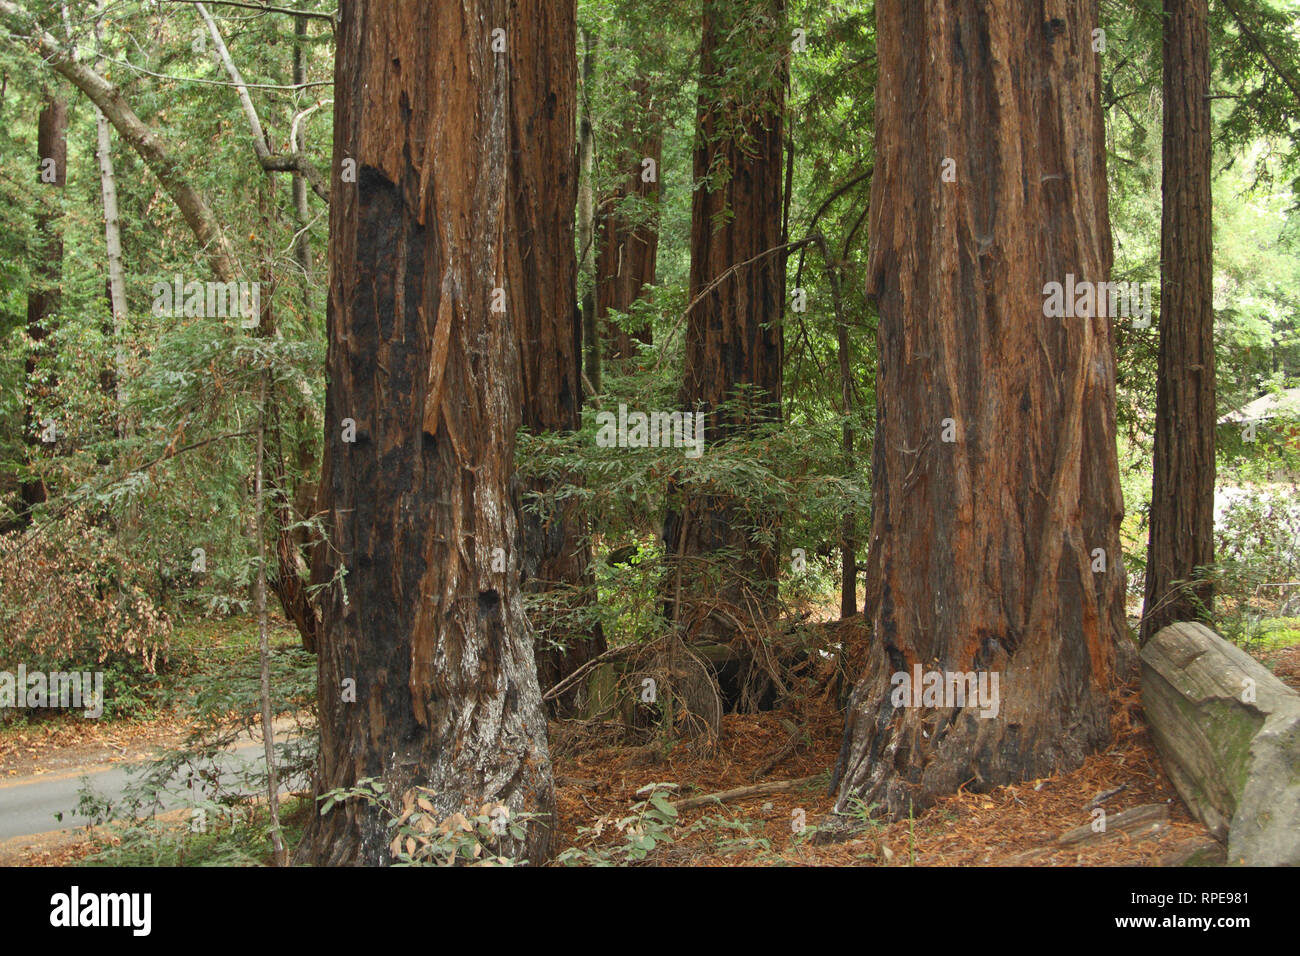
(1006, 804), (1170, 863)
(1159, 837), (1227, 867)
(1141, 621), (1300, 866)
(1056, 803), (1169, 846)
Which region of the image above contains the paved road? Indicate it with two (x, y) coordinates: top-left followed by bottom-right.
(0, 739), (284, 840)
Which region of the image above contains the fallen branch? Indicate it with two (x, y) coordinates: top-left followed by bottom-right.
(541, 644), (637, 702)
(672, 775), (821, 813)
(556, 775), (600, 790)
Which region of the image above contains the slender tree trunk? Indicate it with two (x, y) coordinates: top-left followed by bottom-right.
(251, 168), (320, 653)
(93, 0), (126, 429)
(304, 0), (554, 865)
(809, 233), (858, 619)
(21, 95), (67, 516)
(832, 0), (1125, 818)
(577, 28), (600, 394)
(663, 0), (787, 640)
(1142, 0), (1215, 641)
(291, 13), (313, 314)
(509, 0), (606, 713)
(205, 4), (322, 652)
(286, 13), (324, 654)
(203, 1), (325, 653)
(251, 371), (287, 866)
(597, 79), (661, 360)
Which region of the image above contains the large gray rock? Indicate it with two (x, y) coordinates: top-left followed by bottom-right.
(1141, 621), (1300, 866)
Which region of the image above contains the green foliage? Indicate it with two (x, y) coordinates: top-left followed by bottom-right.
(557, 783), (683, 865)
(81, 794), (310, 868)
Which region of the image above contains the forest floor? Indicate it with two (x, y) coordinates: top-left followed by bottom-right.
(548, 682), (1216, 866)
(4, 624), (1297, 867)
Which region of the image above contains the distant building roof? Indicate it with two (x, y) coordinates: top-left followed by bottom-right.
(1219, 387), (1300, 425)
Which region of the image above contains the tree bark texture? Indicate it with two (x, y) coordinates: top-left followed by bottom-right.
(1142, 0), (1215, 642)
(833, 0), (1126, 818)
(305, 0), (554, 865)
(663, 0), (787, 640)
(508, 0), (606, 713)
(597, 79), (660, 360)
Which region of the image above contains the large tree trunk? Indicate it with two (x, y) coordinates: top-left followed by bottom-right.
(597, 79), (661, 361)
(832, 0), (1125, 818)
(663, 0), (786, 641)
(1142, 0), (1215, 642)
(508, 0), (606, 714)
(21, 95), (67, 517)
(304, 0), (554, 865)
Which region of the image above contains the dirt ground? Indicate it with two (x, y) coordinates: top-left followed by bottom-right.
(5, 629), (1296, 868)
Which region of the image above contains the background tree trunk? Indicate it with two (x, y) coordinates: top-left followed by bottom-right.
(1142, 0), (1215, 642)
(577, 28), (600, 394)
(509, 0), (606, 714)
(663, 0), (787, 641)
(597, 79), (660, 361)
(291, 13), (313, 315)
(305, 0), (554, 865)
(21, 95), (67, 517)
(93, 0), (126, 428)
(832, 0), (1126, 818)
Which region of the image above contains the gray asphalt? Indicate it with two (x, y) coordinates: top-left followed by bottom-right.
(0, 739), (281, 839)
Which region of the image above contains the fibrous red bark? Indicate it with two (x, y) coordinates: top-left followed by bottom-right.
(508, 0), (606, 713)
(1142, 0), (1215, 641)
(305, 0), (554, 865)
(833, 0), (1126, 817)
(597, 80), (661, 361)
(664, 0), (787, 640)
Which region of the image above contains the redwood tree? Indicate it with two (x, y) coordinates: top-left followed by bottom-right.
(21, 95), (67, 517)
(833, 0), (1126, 817)
(598, 80), (661, 360)
(305, 0), (554, 865)
(1142, 0), (1215, 642)
(664, 0), (787, 638)
(508, 0), (606, 711)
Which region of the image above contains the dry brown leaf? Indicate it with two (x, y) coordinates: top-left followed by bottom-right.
(440, 811), (471, 834)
